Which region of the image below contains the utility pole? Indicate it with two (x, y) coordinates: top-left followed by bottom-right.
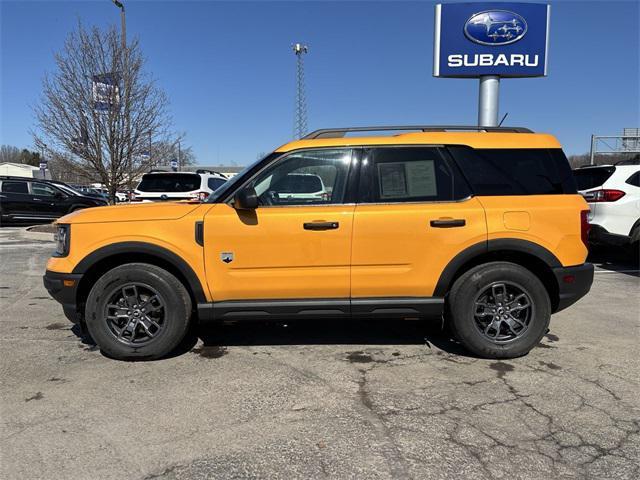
(292, 43), (309, 139)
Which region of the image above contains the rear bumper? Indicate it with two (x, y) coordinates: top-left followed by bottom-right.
(43, 270), (84, 323)
(553, 263), (594, 312)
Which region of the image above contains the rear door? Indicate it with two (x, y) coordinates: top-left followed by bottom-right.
(0, 179), (34, 219)
(351, 146), (487, 311)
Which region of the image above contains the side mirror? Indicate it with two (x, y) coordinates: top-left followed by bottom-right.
(233, 186), (259, 210)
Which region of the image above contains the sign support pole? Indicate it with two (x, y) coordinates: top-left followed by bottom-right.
(478, 75), (500, 127)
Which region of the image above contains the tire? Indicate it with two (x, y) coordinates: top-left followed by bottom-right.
(447, 261), (550, 359)
(85, 263), (192, 360)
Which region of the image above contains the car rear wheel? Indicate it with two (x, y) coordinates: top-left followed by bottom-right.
(447, 262), (550, 359)
(85, 263), (192, 360)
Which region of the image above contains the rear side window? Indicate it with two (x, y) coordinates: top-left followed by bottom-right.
(207, 177), (226, 191)
(572, 167), (616, 190)
(625, 171), (640, 187)
(137, 174), (201, 192)
(1, 180), (29, 194)
(359, 147), (471, 203)
(449, 147), (577, 195)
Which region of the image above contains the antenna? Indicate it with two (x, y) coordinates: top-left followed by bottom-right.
(292, 43), (309, 139)
(498, 112), (509, 127)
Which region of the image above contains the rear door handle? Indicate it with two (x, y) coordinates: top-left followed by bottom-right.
(430, 219), (466, 228)
(303, 221), (339, 230)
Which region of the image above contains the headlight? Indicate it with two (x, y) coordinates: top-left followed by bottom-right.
(54, 224), (70, 257)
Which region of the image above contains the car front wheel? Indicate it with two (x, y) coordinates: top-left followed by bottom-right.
(447, 262), (551, 359)
(85, 263), (192, 360)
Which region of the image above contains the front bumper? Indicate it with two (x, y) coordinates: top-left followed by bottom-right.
(552, 263), (594, 312)
(43, 270), (84, 323)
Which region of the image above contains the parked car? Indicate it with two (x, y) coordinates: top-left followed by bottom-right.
(43, 125), (593, 361)
(0, 176), (107, 223)
(70, 185), (110, 203)
(269, 173), (330, 203)
(132, 169), (227, 202)
(573, 163), (640, 252)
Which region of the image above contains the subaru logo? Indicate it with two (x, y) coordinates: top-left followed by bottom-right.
(464, 10), (527, 46)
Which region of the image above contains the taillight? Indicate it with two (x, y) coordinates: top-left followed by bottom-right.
(588, 189), (626, 202)
(191, 191), (209, 201)
(580, 210), (590, 248)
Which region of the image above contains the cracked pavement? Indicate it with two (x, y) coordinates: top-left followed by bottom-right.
(1, 227), (639, 479)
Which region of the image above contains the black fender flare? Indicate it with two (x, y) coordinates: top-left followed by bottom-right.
(433, 238), (562, 297)
(72, 241), (207, 303)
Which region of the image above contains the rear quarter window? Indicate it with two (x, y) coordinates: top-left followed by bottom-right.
(1, 180), (29, 194)
(448, 147), (577, 195)
(625, 171), (640, 187)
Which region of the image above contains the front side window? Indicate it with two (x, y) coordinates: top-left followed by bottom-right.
(32, 183), (58, 197)
(1, 181), (29, 194)
(247, 149), (352, 206)
(359, 147), (471, 203)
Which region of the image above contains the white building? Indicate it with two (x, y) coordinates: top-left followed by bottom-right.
(0, 162), (50, 179)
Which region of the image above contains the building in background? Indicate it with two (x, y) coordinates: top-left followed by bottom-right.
(0, 162), (51, 179)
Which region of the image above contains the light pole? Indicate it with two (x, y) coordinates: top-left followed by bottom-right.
(111, 0), (126, 51)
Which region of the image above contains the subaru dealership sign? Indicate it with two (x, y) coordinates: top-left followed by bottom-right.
(434, 2), (550, 78)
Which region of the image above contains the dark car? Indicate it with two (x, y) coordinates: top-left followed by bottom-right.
(0, 176), (107, 224)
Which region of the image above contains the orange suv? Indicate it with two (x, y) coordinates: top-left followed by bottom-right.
(43, 126), (593, 360)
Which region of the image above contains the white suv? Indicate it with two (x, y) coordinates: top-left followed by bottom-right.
(132, 170), (227, 202)
(573, 162), (640, 251)
(264, 173), (330, 204)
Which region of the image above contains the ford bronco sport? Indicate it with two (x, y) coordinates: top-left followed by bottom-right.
(43, 126), (593, 360)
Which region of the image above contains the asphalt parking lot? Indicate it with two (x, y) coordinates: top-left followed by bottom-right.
(1, 226), (638, 480)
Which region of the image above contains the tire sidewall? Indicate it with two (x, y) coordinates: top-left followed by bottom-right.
(450, 263), (551, 358)
(85, 264), (190, 360)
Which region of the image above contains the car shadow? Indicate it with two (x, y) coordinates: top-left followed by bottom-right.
(177, 318), (474, 358)
(588, 246), (639, 277)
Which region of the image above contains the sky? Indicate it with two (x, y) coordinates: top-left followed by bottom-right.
(1, 0), (639, 164)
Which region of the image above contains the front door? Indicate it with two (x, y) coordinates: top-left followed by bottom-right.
(351, 146), (488, 304)
(30, 181), (67, 219)
(203, 148), (356, 306)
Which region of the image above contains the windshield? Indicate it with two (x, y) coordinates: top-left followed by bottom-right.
(206, 152), (281, 203)
(137, 173), (201, 192)
(54, 183), (81, 196)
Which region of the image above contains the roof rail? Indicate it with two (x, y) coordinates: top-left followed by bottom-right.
(148, 169), (168, 173)
(302, 125), (533, 139)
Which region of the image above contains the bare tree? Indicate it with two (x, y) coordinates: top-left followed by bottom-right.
(0, 145), (42, 166)
(33, 22), (171, 202)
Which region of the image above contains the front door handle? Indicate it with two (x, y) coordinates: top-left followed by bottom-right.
(430, 219), (466, 228)
(303, 221), (339, 231)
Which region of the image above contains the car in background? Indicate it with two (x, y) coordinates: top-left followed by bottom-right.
(0, 176), (107, 224)
(131, 169), (227, 202)
(573, 163), (640, 252)
(70, 185), (110, 203)
(267, 173), (330, 203)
